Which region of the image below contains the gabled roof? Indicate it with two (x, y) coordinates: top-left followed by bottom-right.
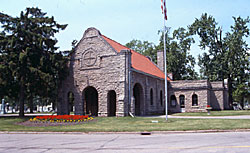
(102, 35), (170, 80)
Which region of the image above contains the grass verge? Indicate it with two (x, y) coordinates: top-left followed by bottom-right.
(171, 110), (250, 116)
(1, 117), (250, 132)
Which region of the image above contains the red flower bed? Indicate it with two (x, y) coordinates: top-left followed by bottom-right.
(30, 115), (93, 123)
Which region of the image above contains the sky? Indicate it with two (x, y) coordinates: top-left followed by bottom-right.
(1, 0), (250, 71)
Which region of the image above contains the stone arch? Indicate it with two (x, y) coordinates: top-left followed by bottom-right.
(107, 90), (116, 116)
(82, 86), (98, 116)
(133, 83), (144, 116)
(67, 91), (75, 113)
(192, 94), (198, 106)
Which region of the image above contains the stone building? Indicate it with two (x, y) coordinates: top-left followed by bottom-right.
(168, 80), (229, 113)
(57, 27), (229, 116)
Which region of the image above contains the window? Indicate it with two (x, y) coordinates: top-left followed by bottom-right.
(192, 94), (198, 106)
(150, 89), (153, 105)
(170, 95), (177, 107)
(179, 95), (185, 108)
(160, 90), (163, 106)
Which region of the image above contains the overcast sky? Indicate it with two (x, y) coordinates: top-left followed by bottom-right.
(1, 0), (250, 71)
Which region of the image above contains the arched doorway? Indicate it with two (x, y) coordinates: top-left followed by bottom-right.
(83, 86), (98, 116)
(107, 90), (116, 116)
(133, 83), (144, 116)
(67, 92), (74, 113)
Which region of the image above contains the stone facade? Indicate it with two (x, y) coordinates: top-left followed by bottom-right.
(130, 70), (165, 115)
(168, 80), (228, 112)
(58, 28), (130, 116)
(58, 27), (229, 116)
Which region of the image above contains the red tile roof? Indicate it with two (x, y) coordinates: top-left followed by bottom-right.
(102, 35), (170, 80)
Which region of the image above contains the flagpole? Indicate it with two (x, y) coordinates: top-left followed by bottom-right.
(163, 0), (168, 121)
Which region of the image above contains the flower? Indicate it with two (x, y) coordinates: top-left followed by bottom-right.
(30, 115), (92, 123)
(206, 105), (212, 110)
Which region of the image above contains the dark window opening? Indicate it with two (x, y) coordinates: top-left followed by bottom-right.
(192, 94), (198, 106)
(160, 90), (163, 106)
(170, 95), (177, 107)
(150, 89), (153, 105)
(179, 95), (185, 108)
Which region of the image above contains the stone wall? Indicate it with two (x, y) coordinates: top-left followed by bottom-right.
(210, 81), (228, 110)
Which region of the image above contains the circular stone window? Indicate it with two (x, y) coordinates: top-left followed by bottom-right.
(82, 50), (97, 67)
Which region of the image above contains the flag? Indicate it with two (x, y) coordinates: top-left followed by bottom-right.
(161, 0), (167, 20)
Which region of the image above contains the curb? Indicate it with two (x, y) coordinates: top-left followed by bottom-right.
(1, 129), (250, 135)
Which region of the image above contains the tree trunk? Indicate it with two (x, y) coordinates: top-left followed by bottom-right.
(228, 75), (233, 109)
(28, 95), (33, 113)
(0, 95), (3, 101)
(19, 84), (25, 117)
(52, 100), (56, 111)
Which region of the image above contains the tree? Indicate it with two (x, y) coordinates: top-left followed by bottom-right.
(157, 27), (197, 80)
(125, 27), (197, 80)
(0, 7), (67, 117)
(125, 39), (157, 63)
(233, 83), (249, 105)
(189, 13), (250, 107)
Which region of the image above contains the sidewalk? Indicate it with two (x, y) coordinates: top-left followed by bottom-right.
(0, 113), (53, 117)
(142, 115), (250, 119)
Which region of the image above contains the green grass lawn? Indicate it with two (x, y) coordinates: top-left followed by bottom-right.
(171, 110), (250, 116)
(1, 117), (250, 132)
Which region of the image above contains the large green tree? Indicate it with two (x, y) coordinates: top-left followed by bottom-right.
(125, 39), (157, 63)
(125, 27), (197, 80)
(157, 27), (197, 80)
(0, 7), (67, 116)
(189, 13), (250, 106)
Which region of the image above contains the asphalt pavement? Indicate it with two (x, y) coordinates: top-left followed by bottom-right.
(1, 132), (250, 153)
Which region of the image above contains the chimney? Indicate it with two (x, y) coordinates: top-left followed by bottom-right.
(168, 73), (173, 80)
(157, 50), (164, 71)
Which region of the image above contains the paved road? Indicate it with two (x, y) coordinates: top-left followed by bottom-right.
(1, 132), (250, 153)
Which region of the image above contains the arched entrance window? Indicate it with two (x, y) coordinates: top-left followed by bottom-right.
(83, 86), (98, 116)
(170, 95), (177, 107)
(160, 90), (163, 106)
(107, 90), (116, 116)
(192, 94), (198, 106)
(179, 95), (185, 108)
(133, 83), (144, 116)
(150, 88), (153, 105)
(67, 92), (74, 113)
